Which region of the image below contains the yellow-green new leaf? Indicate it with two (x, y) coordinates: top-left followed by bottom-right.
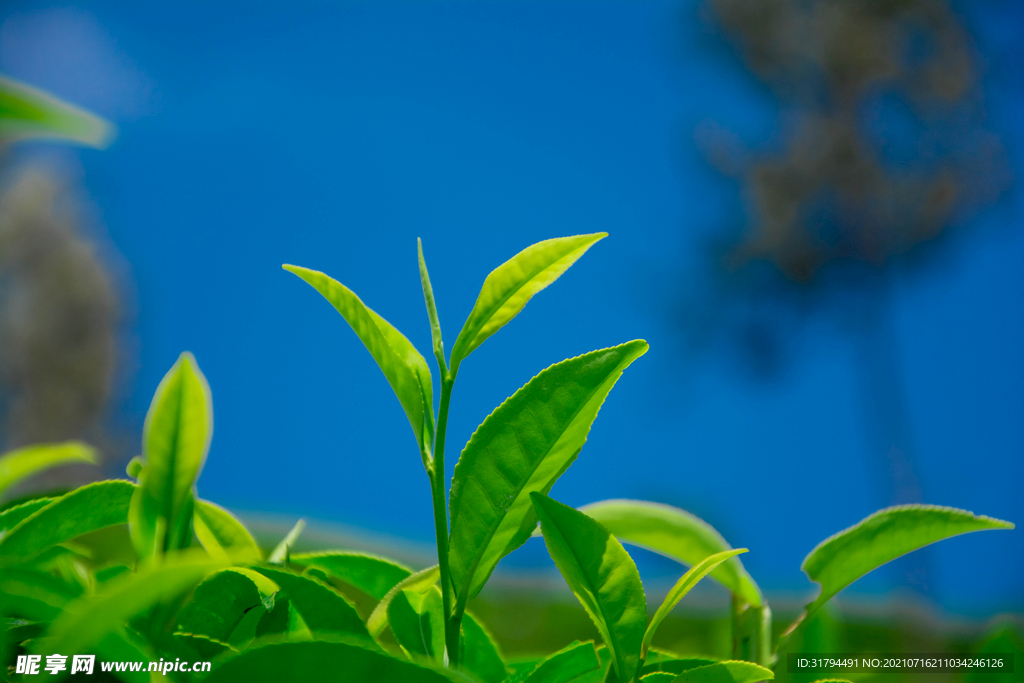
(268, 519), (305, 564)
(643, 549), (747, 658)
(129, 352), (212, 558)
(449, 341), (647, 610)
(0, 74), (114, 147)
(580, 500), (763, 607)
(531, 493), (646, 683)
(0, 441), (96, 498)
(796, 505), (1014, 627)
(283, 265), (434, 460)
(194, 498), (261, 560)
(448, 233), (607, 372)
(670, 661), (774, 683)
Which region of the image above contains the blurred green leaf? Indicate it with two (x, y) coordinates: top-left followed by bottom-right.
(449, 341), (647, 608)
(0, 497), (54, 535)
(0, 441), (96, 498)
(0, 74), (114, 147)
(255, 566), (368, 637)
(509, 640), (601, 683)
(579, 500), (762, 607)
(448, 233), (607, 372)
(0, 567), (82, 621)
(531, 493), (646, 683)
(194, 498), (260, 560)
(176, 568), (277, 643)
(642, 675), (677, 682)
(204, 635), (459, 683)
(291, 551), (412, 600)
(459, 611), (507, 683)
(283, 264), (434, 460)
(267, 519), (305, 564)
(129, 352), (212, 558)
(670, 661), (774, 683)
(0, 479), (133, 566)
(640, 656), (718, 678)
(388, 586), (444, 662)
(796, 505), (1014, 629)
(368, 565), (440, 638)
(643, 549), (747, 658)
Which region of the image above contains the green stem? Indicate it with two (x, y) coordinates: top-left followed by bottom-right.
(431, 375), (458, 667)
(731, 595), (773, 668)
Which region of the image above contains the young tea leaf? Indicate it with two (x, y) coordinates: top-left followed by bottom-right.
(642, 549), (748, 658)
(0, 442), (96, 498)
(0, 480), (134, 567)
(448, 341), (647, 609)
(794, 505), (1014, 631)
(367, 565), (440, 638)
(129, 352), (212, 558)
(0, 74), (114, 147)
(579, 500), (763, 608)
(290, 551), (412, 600)
(459, 611), (508, 683)
(388, 586), (445, 662)
(267, 519), (306, 564)
(669, 661), (774, 683)
(531, 493), (646, 683)
(176, 568), (278, 643)
(509, 640), (601, 683)
(254, 566), (368, 637)
(448, 233), (606, 373)
(640, 656), (717, 678)
(193, 498), (261, 560)
(283, 264), (435, 462)
(0, 497), (54, 536)
(418, 238), (447, 373)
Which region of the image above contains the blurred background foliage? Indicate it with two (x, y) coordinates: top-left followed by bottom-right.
(0, 0), (1020, 670)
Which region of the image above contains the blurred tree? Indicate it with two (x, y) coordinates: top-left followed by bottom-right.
(694, 0), (1010, 591)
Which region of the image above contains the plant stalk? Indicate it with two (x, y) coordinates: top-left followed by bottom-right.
(430, 375), (458, 667)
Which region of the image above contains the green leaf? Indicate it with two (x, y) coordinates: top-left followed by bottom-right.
(254, 566), (369, 637)
(531, 493), (646, 683)
(0, 441), (96, 498)
(129, 352), (212, 558)
(0, 74), (114, 147)
(290, 551), (413, 600)
(37, 549), (229, 655)
(449, 341), (647, 608)
(255, 592), (313, 639)
(283, 264), (435, 461)
(388, 586), (444, 662)
(194, 498), (261, 560)
(268, 519), (305, 564)
(0, 497), (54, 535)
(669, 661), (773, 683)
(367, 565), (440, 637)
(0, 567), (82, 621)
(509, 641), (601, 683)
(643, 549), (747, 658)
(640, 657), (717, 678)
(448, 234), (607, 372)
(642, 675), (677, 682)
(797, 505), (1014, 627)
(0, 480), (134, 566)
(459, 611), (508, 683)
(579, 500), (762, 607)
(418, 238), (447, 373)
(176, 568), (277, 642)
(203, 635), (458, 683)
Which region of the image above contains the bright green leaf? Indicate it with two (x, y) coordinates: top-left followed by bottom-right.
(0, 497), (54, 536)
(0, 441), (96, 499)
(640, 656), (717, 678)
(669, 661), (773, 683)
(643, 549), (747, 658)
(205, 635), (460, 683)
(194, 498), (260, 560)
(255, 566), (368, 637)
(0, 567), (82, 621)
(283, 264), (434, 461)
(449, 341), (647, 608)
(797, 505), (1014, 628)
(0, 74), (114, 147)
(37, 549), (229, 655)
(418, 238), (447, 373)
(448, 233), (607, 372)
(531, 493), (646, 683)
(268, 519), (305, 564)
(129, 352), (212, 558)
(388, 586), (444, 662)
(0, 480), (134, 566)
(290, 551), (412, 600)
(176, 568), (277, 643)
(367, 565), (439, 638)
(509, 640), (601, 683)
(579, 500), (762, 607)
(459, 611), (508, 683)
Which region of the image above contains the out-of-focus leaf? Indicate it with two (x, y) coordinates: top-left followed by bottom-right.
(643, 550), (747, 657)
(203, 635), (458, 683)
(367, 565), (439, 638)
(640, 655), (717, 678)
(0, 442), (96, 498)
(94, 629), (155, 683)
(642, 675), (677, 682)
(0, 497), (53, 535)
(194, 498), (260, 560)
(448, 234), (606, 372)
(579, 500), (762, 607)
(267, 519), (305, 564)
(388, 586), (444, 662)
(283, 265), (434, 459)
(0, 480), (134, 566)
(459, 611), (507, 683)
(171, 632), (236, 660)
(531, 493), (646, 683)
(507, 641), (601, 683)
(176, 568), (277, 643)
(669, 661), (774, 683)
(0, 74), (114, 147)
(255, 566), (368, 637)
(0, 567), (82, 620)
(36, 549), (228, 654)
(449, 341), (647, 608)
(795, 505), (1014, 628)
(290, 551), (412, 600)
(255, 592), (312, 639)
(129, 353), (212, 558)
